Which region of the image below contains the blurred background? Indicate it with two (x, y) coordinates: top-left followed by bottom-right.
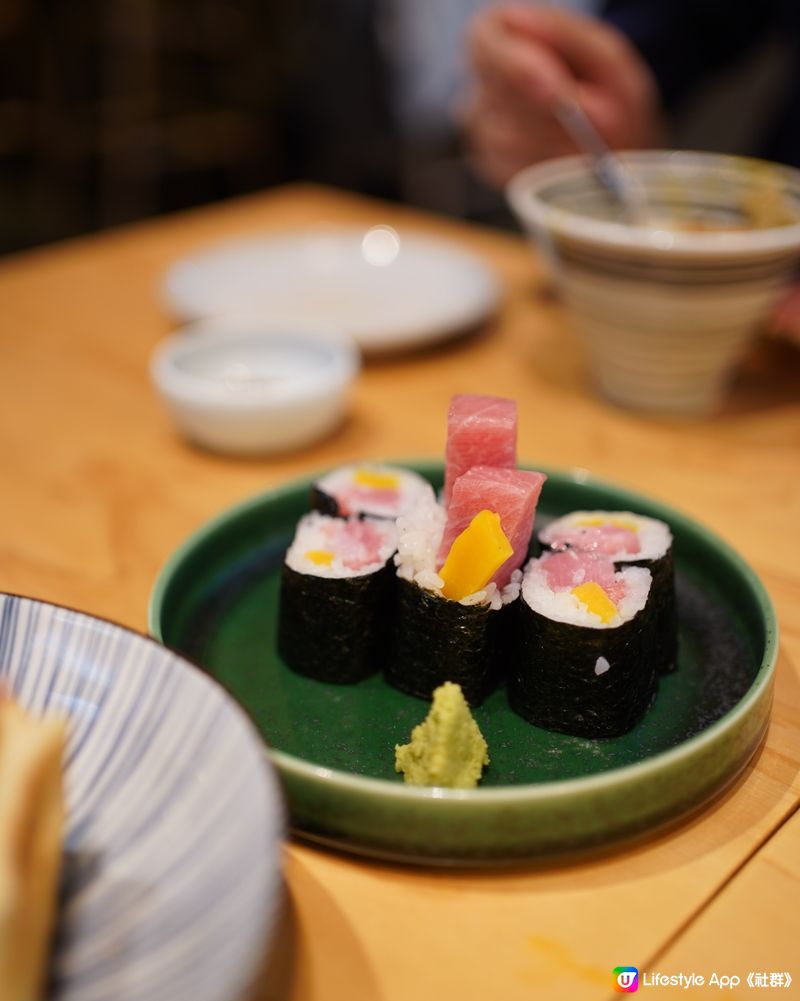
(0, 0), (790, 254)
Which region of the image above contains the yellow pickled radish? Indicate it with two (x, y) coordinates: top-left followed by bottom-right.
(571, 581), (618, 623)
(439, 510), (512, 601)
(353, 469), (399, 490)
(304, 549), (334, 566)
(575, 515), (639, 532)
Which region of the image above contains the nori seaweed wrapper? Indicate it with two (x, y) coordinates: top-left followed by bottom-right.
(618, 550), (677, 674)
(384, 578), (505, 706)
(490, 597), (520, 689)
(508, 599), (658, 738)
(309, 484), (341, 517)
(278, 561), (394, 683)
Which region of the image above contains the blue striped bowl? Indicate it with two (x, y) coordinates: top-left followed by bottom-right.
(0, 593), (285, 1001)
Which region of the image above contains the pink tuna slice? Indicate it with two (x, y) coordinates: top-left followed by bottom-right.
(548, 523), (640, 556)
(442, 394), (517, 507)
(336, 487), (400, 517)
(338, 519), (389, 571)
(542, 549), (628, 604)
(436, 466), (547, 588)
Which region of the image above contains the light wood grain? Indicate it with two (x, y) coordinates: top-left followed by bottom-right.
(1, 184), (799, 1001)
(650, 807), (800, 996)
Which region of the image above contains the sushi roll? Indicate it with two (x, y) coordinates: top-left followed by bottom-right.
(386, 467), (546, 706)
(277, 513), (397, 683)
(539, 510), (677, 674)
(508, 550), (658, 738)
(310, 463), (431, 519)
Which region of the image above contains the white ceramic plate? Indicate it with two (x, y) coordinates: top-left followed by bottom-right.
(162, 227), (501, 353)
(0, 594), (285, 1001)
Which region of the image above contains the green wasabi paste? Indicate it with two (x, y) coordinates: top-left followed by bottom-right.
(394, 682), (489, 789)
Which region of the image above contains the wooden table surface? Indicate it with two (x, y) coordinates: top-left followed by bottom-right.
(1, 184), (799, 1000)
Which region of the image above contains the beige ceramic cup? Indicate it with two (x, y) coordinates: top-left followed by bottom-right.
(508, 151), (800, 416)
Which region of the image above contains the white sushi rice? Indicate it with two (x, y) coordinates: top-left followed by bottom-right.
(393, 486), (521, 610)
(286, 512), (397, 578)
(539, 510), (672, 562)
(315, 463), (432, 519)
(522, 558), (651, 628)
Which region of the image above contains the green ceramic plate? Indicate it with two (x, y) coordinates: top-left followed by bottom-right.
(149, 462), (777, 864)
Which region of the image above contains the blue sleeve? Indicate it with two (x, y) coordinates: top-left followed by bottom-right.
(600, 0), (776, 109)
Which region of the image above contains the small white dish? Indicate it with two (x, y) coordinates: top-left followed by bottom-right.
(150, 316), (360, 455)
(161, 226), (501, 353)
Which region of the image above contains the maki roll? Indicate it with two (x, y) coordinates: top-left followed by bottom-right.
(311, 463), (431, 519)
(539, 510), (677, 674)
(508, 550), (657, 738)
(277, 513), (397, 683)
(386, 467), (546, 706)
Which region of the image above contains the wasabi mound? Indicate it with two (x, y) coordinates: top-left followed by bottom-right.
(394, 682), (489, 789)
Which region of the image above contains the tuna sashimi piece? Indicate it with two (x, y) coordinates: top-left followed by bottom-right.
(436, 466), (546, 588)
(542, 549), (628, 604)
(442, 394), (517, 507)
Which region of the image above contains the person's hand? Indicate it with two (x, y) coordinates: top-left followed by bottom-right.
(769, 284), (800, 347)
(462, 4), (664, 188)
